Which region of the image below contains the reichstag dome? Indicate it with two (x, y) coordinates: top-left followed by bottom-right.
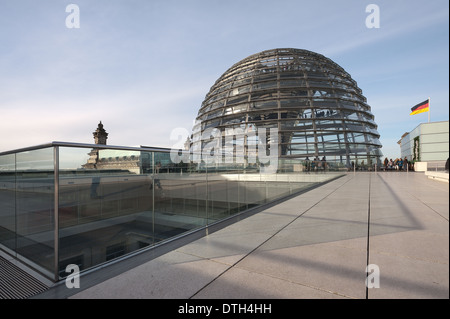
(192, 48), (382, 169)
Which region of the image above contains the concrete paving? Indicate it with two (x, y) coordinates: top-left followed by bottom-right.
(67, 172), (449, 299)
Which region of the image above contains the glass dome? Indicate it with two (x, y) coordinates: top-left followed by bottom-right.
(191, 48), (382, 168)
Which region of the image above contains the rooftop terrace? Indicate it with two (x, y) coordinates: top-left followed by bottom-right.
(31, 171), (448, 299)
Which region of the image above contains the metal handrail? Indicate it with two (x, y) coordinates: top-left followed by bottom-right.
(0, 142), (55, 156)
(0, 141), (174, 156)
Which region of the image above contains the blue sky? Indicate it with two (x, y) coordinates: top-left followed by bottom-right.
(0, 0), (448, 160)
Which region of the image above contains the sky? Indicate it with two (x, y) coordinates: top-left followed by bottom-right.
(0, 0), (448, 160)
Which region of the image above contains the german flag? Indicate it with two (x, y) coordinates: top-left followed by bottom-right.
(410, 99), (430, 116)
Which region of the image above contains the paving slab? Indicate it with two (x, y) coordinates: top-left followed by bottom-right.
(232, 243), (368, 299)
(368, 172), (449, 299)
(192, 266), (347, 299)
(70, 250), (231, 299)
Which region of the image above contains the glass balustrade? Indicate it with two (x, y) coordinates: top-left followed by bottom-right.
(0, 142), (344, 282)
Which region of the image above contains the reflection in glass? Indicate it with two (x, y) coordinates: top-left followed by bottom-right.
(58, 147), (153, 276)
(0, 154), (16, 252)
(15, 148), (55, 276)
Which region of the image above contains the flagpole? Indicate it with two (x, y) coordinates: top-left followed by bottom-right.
(428, 97), (430, 123)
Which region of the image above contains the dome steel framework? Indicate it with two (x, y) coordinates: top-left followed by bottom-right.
(191, 48), (382, 168)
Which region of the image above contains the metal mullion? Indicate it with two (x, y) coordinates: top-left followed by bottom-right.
(53, 146), (59, 282)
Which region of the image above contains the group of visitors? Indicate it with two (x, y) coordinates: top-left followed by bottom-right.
(303, 156), (328, 172)
(383, 157), (411, 171)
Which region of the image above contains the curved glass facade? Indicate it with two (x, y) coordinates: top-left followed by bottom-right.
(192, 48), (382, 168)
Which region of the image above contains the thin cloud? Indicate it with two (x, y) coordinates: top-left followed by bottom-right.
(321, 4), (448, 57)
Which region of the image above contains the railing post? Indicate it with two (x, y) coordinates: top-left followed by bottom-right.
(53, 146), (59, 282)
(205, 163), (208, 229)
(152, 151), (155, 246)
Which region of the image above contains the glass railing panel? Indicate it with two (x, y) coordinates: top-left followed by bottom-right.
(220, 163), (249, 217)
(1, 142), (347, 282)
(262, 173), (292, 202)
(240, 173), (267, 208)
(57, 147), (154, 277)
(0, 154), (16, 252)
(15, 147), (55, 277)
(152, 151), (207, 241)
(206, 170), (237, 223)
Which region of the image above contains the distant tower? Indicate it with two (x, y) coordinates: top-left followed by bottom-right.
(83, 121), (109, 169)
(93, 121), (108, 145)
